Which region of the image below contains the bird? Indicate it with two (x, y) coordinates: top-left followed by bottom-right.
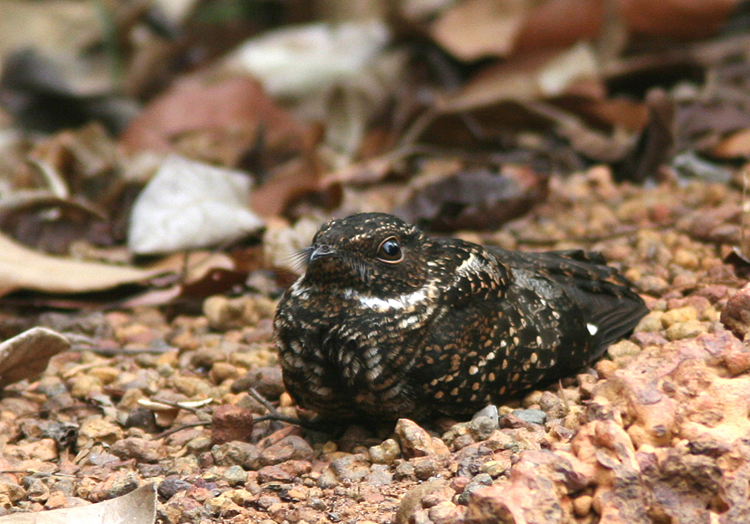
(274, 212), (648, 421)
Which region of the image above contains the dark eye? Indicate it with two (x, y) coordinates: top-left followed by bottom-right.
(377, 236), (403, 263)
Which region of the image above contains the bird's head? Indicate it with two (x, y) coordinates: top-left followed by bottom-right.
(298, 213), (429, 294)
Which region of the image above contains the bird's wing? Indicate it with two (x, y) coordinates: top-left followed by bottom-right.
(491, 248), (648, 359)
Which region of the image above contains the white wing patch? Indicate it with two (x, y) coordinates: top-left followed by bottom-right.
(586, 323), (599, 335)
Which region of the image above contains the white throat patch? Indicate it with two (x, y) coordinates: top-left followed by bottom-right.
(344, 288), (430, 312)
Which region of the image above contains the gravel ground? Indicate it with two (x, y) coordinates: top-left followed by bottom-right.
(2, 167), (750, 523)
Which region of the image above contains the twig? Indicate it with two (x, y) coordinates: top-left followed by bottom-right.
(248, 387), (331, 430)
(248, 387), (280, 416)
(153, 421), (211, 440)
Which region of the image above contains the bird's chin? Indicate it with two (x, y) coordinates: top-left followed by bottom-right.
(302, 259), (353, 286)
(304, 255), (370, 286)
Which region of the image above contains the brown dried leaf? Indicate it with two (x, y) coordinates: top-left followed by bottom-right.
(395, 164), (547, 231)
(430, 0), (530, 61)
(515, 0), (604, 54)
(712, 128), (750, 158)
(250, 125), (330, 217)
(0, 193), (111, 255)
(0, 483), (156, 524)
(440, 43), (600, 113)
(619, 0), (738, 39)
(0, 327), (69, 388)
(120, 74), (308, 168)
(0, 232), (164, 296)
(116, 251), (255, 309)
(677, 100), (750, 153)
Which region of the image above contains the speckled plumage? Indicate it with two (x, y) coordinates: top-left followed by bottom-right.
(274, 213), (648, 420)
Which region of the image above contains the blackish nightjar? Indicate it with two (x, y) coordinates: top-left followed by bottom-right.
(274, 213), (648, 420)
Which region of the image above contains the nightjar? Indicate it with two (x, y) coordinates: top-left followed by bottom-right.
(274, 213), (648, 420)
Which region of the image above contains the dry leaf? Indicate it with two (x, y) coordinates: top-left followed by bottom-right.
(127, 155), (264, 255)
(619, 0), (738, 39)
(0, 232), (163, 296)
(227, 20), (390, 98)
(116, 249), (262, 309)
(119, 74), (307, 167)
(440, 42), (600, 112)
(0, 1), (101, 61)
(395, 164), (547, 231)
(0, 327), (69, 388)
(0, 193), (111, 255)
(430, 0), (530, 61)
(138, 397), (212, 426)
(515, 0), (603, 53)
(0, 483), (156, 524)
(712, 129), (750, 158)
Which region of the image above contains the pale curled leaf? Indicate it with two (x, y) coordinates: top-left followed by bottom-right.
(0, 233), (163, 296)
(127, 155), (264, 255)
(0, 483), (156, 524)
(0, 327), (70, 388)
(228, 20), (390, 97)
(138, 397), (212, 411)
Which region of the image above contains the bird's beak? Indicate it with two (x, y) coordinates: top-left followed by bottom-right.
(308, 244), (334, 263)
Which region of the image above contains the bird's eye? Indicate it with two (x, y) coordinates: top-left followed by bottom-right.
(377, 236), (403, 263)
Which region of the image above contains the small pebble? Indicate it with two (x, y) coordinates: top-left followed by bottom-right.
(211, 404), (254, 445)
(455, 473), (492, 505)
(480, 459), (510, 477)
(429, 501), (464, 524)
(665, 320), (708, 340)
(467, 416), (497, 441)
(261, 435), (314, 466)
(573, 494), (593, 517)
(509, 409), (547, 426)
(636, 275), (670, 296)
(77, 417), (123, 447)
(231, 366), (284, 399)
(394, 460), (416, 481)
(595, 359), (618, 379)
(110, 437), (165, 463)
(203, 296), (245, 331)
(395, 479), (447, 524)
(607, 340), (641, 366)
(328, 454), (371, 483)
(369, 438), (401, 465)
(88, 367), (120, 385)
(412, 456), (440, 480)
(209, 362), (241, 384)
(661, 306), (698, 327)
(366, 464), (394, 487)
(395, 419), (450, 458)
(223, 465), (248, 486)
(471, 404), (499, 426)
(635, 311), (664, 333)
(539, 391), (566, 419)
(672, 248), (699, 269)
(158, 477), (191, 499)
(69, 375), (103, 399)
